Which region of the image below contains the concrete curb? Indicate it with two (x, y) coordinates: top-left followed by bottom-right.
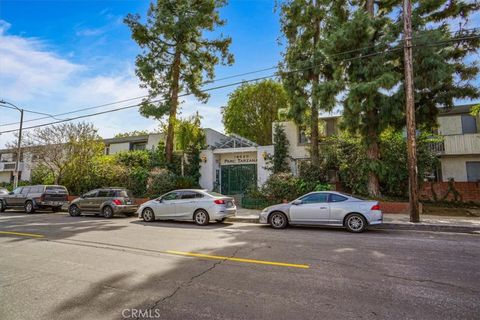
(226, 217), (480, 234)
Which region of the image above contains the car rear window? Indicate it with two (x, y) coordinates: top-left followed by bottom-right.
(116, 190), (133, 198)
(330, 194), (348, 202)
(46, 186), (67, 192)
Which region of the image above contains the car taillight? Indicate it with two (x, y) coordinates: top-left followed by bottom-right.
(214, 199), (225, 205)
(371, 204), (380, 211)
(112, 199), (122, 205)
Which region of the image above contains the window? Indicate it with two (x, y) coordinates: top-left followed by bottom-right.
(46, 186), (67, 192)
(131, 142), (147, 151)
(466, 162), (480, 182)
(298, 127), (309, 145)
(330, 194), (347, 202)
(83, 190), (97, 198)
(300, 193), (328, 204)
(461, 115), (478, 134)
(105, 145), (110, 155)
(325, 118), (337, 136)
(12, 187), (23, 195)
(116, 190), (133, 198)
(162, 192), (179, 201)
(21, 187), (30, 195)
(97, 190), (110, 197)
(30, 186), (43, 193)
(181, 191), (199, 199)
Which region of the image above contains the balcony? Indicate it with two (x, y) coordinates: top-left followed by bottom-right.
(442, 133), (480, 155)
(0, 161), (24, 172)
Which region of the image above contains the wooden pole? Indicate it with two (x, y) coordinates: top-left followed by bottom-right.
(403, 0), (420, 222)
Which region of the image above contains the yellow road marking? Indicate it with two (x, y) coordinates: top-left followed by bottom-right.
(0, 231), (44, 238)
(165, 250), (310, 269)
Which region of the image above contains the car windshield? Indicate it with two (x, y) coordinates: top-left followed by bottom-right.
(206, 191), (224, 197)
(339, 192), (368, 200)
(46, 186), (67, 192)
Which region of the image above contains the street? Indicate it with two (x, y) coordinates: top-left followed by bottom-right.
(0, 211), (479, 320)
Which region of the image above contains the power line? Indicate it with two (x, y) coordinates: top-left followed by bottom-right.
(1, 32), (478, 135)
(3, 26), (476, 128)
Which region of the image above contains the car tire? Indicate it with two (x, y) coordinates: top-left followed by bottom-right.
(194, 209), (210, 226)
(102, 206), (114, 219)
(0, 200), (5, 212)
(68, 205), (81, 217)
(142, 208), (155, 222)
(25, 201), (35, 214)
(269, 211), (288, 229)
(215, 217), (227, 223)
(345, 213), (367, 233)
(52, 206), (61, 213)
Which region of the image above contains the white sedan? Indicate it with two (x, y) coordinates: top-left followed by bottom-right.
(259, 191), (382, 232)
(137, 189), (236, 225)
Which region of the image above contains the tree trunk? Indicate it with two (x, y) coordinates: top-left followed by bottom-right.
(366, 120), (381, 197)
(310, 0), (320, 167)
(165, 50), (182, 164)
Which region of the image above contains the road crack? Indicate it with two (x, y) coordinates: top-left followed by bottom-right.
(145, 247), (242, 313)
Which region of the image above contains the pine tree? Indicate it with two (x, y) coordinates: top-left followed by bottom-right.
(326, 0), (479, 197)
(271, 124), (290, 174)
(279, 0), (347, 167)
(125, 0), (233, 164)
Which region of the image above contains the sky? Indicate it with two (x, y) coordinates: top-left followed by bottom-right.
(0, 1), (479, 149)
(0, 0), (283, 147)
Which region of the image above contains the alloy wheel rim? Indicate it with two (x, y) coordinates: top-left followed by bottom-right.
(272, 214), (284, 227)
(144, 210), (153, 221)
(348, 216), (363, 231)
(196, 212), (206, 224)
(26, 203), (32, 212)
(104, 207), (112, 217)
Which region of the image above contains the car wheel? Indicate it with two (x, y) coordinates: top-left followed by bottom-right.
(194, 209), (210, 226)
(25, 201), (35, 214)
(69, 205), (81, 217)
(142, 208), (155, 222)
(345, 213), (367, 233)
(0, 200), (5, 212)
(52, 206), (61, 213)
(269, 212), (288, 229)
(102, 206), (114, 219)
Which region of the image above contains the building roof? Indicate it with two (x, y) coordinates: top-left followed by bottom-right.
(437, 104), (477, 116)
(103, 135), (150, 145)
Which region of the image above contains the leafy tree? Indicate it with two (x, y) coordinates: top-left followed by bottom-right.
(114, 130), (152, 138)
(268, 123), (290, 174)
(279, 0), (347, 166)
(222, 80), (288, 145)
(175, 112), (206, 176)
(15, 122), (104, 185)
(125, 0), (234, 164)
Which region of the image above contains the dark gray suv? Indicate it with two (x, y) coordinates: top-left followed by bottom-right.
(68, 188), (138, 218)
(0, 185), (69, 213)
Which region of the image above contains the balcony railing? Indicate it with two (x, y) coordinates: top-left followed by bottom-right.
(0, 162), (23, 172)
(443, 133), (480, 155)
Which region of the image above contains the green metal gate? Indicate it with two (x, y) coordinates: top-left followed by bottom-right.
(221, 164), (257, 195)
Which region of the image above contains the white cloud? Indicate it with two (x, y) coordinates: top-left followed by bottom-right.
(0, 20), (227, 148)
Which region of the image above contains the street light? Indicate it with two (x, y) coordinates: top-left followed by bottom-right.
(0, 100), (23, 189)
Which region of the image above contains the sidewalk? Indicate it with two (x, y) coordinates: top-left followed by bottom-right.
(228, 208), (480, 234)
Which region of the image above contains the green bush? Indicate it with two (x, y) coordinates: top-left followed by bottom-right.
(174, 175), (199, 189)
(146, 168), (176, 197)
(261, 173), (304, 202)
(30, 164), (55, 185)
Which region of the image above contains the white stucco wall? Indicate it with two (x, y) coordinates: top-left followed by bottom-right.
(438, 115), (462, 135)
(257, 145), (274, 186)
(109, 142), (130, 154)
(0, 172), (11, 184)
(147, 133), (163, 150)
(273, 121), (309, 159)
(199, 149), (216, 190)
(441, 156), (480, 182)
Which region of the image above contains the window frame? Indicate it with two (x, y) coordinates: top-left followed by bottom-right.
(299, 192), (329, 204)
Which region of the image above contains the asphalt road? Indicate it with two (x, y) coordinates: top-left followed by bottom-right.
(0, 211), (479, 320)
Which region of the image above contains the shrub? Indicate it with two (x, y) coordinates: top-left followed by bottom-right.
(174, 175), (199, 189)
(30, 164), (55, 185)
(146, 168), (176, 197)
(261, 173), (304, 202)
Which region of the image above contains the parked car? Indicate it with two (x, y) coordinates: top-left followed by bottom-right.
(138, 189), (236, 225)
(68, 188), (138, 218)
(0, 185), (69, 213)
(259, 191), (382, 232)
(0, 188), (9, 195)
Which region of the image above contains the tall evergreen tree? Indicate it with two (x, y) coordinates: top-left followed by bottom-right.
(125, 0), (233, 164)
(326, 0), (479, 196)
(279, 0), (347, 166)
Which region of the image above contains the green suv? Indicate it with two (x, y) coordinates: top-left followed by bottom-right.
(68, 188), (138, 218)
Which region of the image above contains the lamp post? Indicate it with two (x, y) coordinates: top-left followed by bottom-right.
(0, 100), (23, 189)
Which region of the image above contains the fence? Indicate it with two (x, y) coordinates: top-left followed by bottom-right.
(420, 181), (480, 203)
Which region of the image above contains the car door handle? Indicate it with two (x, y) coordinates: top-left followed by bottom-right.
(320, 207), (328, 209)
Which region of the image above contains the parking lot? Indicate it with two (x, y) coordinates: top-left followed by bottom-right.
(0, 210), (479, 320)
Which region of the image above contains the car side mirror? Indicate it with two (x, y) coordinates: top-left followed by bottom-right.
(292, 199), (302, 205)
(8, 192), (14, 195)
(80, 195), (85, 199)
(156, 198), (163, 203)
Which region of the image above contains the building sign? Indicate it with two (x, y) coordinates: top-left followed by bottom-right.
(220, 152), (257, 165)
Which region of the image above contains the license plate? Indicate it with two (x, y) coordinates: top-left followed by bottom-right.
(126, 200), (132, 205)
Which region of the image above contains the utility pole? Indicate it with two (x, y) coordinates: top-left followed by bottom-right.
(403, 0), (420, 222)
(0, 100), (24, 189)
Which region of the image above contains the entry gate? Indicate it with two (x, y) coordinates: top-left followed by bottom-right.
(220, 164), (257, 195)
